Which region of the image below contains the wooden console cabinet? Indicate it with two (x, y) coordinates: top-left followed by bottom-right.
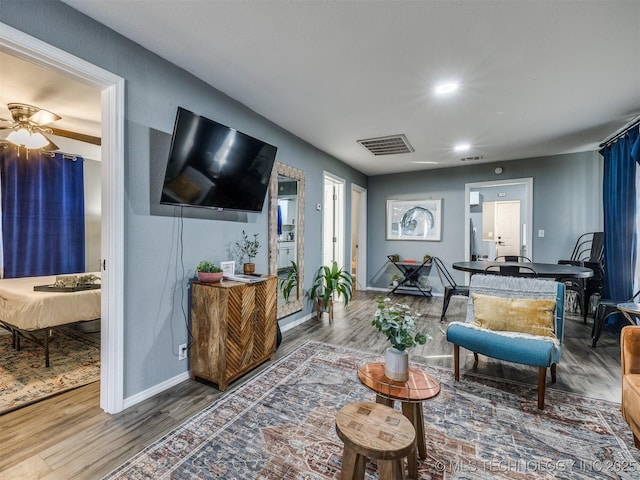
(190, 276), (277, 391)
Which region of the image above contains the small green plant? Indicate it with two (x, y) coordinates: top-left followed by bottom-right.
(391, 274), (402, 284)
(423, 254), (432, 263)
(371, 296), (431, 351)
(279, 260), (298, 303)
(196, 260), (222, 273)
(309, 261), (353, 308)
(235, 230), (260, 263)
(390, 253), (400, 262)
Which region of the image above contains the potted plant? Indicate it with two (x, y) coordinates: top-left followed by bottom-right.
(390, 253), (400, 262)
(235, 230), (261, 274)
(279, 260), (298, 303)
(371, 296), (431, 381)
(196, 260), (224, 283)
(391, 274), (402, 287)
(423, 254), (432, 264)
(309, 261), (353, 323)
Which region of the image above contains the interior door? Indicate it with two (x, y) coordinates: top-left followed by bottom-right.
(495, 201), (521, 257)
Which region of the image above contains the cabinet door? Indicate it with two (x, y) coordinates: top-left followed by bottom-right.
(190, 283), (227, 382)
(252, 277), (277, 361)
(224, 284), (256, 378)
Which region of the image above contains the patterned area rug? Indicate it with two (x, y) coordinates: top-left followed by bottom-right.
(0, 326), (100, 414)
(104, 341), (639, 479)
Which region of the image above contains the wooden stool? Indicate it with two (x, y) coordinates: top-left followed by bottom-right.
(335, 402), (417, 480)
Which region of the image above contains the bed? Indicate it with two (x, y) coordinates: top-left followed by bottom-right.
(0, 273), (101, 366)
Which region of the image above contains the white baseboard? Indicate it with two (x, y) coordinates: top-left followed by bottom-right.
(123, 370), (190, 410)
(280, 312), (315, 333)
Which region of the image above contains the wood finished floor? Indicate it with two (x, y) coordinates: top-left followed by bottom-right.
(0, 291), (624, 479)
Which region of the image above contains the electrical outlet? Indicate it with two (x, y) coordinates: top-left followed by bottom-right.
(178, 343), (187, 361)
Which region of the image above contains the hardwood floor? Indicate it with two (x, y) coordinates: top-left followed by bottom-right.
(0, 291), (623, 479)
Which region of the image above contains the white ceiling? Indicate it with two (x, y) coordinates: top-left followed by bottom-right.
(7, 1), (640, 175)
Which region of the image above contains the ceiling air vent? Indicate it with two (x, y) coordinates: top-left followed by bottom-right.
(357, 134), (414, 156)
(460, 155), (484, 162)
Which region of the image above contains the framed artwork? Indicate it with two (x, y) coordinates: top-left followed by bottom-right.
(386, 198), (442, 241)
(220, 261), (235, 276)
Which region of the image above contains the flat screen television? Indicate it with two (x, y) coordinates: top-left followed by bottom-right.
(160, 107), (278, 213)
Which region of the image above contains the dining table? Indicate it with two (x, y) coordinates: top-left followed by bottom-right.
(452, 261), (594, 279)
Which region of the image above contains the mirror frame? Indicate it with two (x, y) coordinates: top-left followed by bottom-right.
(269, 162), (305, 319)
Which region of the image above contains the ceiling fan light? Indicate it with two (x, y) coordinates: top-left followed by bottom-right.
(7, 128), (31, 146)
(26, 132), (49, 149)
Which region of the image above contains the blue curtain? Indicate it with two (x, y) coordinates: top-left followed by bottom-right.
(0, 147), (85, 278)
(600, 128), (640, 300)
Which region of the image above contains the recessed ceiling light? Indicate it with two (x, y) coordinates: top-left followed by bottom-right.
(454, 143), (470, 152)
(434, 82), (459, 95)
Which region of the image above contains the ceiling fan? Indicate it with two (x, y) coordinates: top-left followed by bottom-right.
(0, 103), (101, 151)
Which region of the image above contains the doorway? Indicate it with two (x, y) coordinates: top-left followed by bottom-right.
(465, 178), (533, 262)
(1, 23), (126, 413)
(482, 200), (521, 258)
(323, 173), (345, 273)
(350, 184), (367, 291)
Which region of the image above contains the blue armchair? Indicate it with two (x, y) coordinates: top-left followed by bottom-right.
(446, 274), (565, 410)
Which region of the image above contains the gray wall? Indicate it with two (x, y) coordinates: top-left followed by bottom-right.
(1, 0), (366, 398)
(367, 151), (603, 293)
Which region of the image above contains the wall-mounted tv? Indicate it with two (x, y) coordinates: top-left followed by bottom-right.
(160, 107), (278, 213)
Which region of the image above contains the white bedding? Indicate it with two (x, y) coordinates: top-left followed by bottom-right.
(0, 273), (101, 331)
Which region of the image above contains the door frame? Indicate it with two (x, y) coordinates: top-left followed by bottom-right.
(1, 23), (126, 413)
(351, 183), (367, 290)
(322, 172), (346, 271)
(465, 177), (533, 262)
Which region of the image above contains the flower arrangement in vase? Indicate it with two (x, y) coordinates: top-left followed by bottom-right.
(371, 296), (431, 381)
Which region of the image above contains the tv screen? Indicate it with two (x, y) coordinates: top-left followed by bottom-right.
(161, 107), (278, 212)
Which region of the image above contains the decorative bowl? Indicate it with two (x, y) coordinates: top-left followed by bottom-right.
(197, 272), (223, 283)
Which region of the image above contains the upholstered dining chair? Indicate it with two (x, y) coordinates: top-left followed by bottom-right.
(621, 325), (640, 448)
(433, 257), (469, 323)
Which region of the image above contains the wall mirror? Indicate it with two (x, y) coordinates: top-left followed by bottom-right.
(268, 162), (305, 319)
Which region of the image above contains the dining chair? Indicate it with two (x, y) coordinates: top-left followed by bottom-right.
(494, 255), (532, 262)
(433, 257), (469, 322)
(591, 290), (640, 348)
(558, 232), (605, 323)
(484, 264), (538, 277)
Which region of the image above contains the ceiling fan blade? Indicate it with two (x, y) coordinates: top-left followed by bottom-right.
(29, 108), (61, 126)
(50, 127), (101, 146)
(41, 136), (59, 152)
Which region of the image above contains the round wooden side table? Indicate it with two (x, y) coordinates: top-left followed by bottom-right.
(335, 401), (417, 480)
(357, 361), (440, 460)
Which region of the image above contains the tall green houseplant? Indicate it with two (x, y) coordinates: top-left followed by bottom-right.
(309, 261), (353, 323)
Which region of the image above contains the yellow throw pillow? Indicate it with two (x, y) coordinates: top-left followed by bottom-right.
(471, 292), (556, 338)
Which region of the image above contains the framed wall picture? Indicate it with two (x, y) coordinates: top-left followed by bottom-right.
(220, 261), (235, 276)
(386, 198), (442, 241)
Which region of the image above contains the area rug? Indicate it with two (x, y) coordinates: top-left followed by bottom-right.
(0, 326), (100, 414)
(103, 341), (639, 479)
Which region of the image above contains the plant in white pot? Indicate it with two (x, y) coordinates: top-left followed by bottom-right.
(371, 296), (431, 381)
